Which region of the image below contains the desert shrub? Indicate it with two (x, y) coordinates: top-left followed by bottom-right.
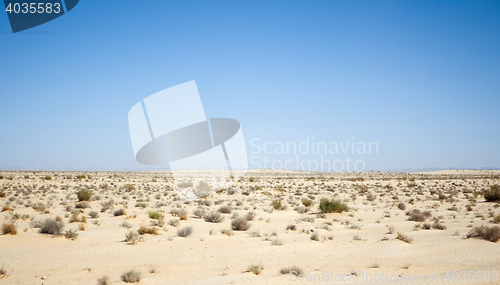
(177, 226), (193, 237)
(113, 208), (126, 216)
(271, 239), (283, 245)
(168, 219), (180, 227)
(280, 266), (304, 276)
(248, 264), (263, 275)
(31, 203), (46, 212)
(44, 176), (52, 180)
(148, 211), (163, 220)
(125, 230), (141, 244)
(2, 222), (17, 235)
(221, 229), (233, 236)
(0, 266), (5, 275)
(97, 275), (110, 285)
(138, 226), (158, 235)
(1, 206), (13, 212)
(408, 209), (426, 222)
(483, 185), (500, 202)
(0, 191), (5, 198)
(319, 198), (346, 213)
(89, 211), (99, 218)
(218, 206), (232, 214)
(245, 211), (256, 221)
(249, 177), (255, 182)
(121, 270), (141, 283)
(286, 224), (296, 231)
(40, 218), (65, 235)
(193, 208), (206, 219)
(125, 184), (135, 191)
(65, 229), (78, 240)
(271, 199), (283, 210)
(422, 223), (431, 230)
(231, 218), (251, 231)
(422, 210), (432, 218)
(467, 225), (500, 242)
(398, 202), (406, 210)
(311, 232), (320, 241)
(301, 198), (313, 207)
(204, 211), (224, 223)
(76, 190), (92, 201)
(75, 201), (90, 209)
(396, 232), (413, 243)
(432, 222), (447, 230)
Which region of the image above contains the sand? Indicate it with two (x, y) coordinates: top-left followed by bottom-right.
(0, 169), (499, 284)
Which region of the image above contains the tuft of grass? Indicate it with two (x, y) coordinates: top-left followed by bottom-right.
(2, 222), (17, 235)
(193, 208), (206, 219)
(319, 198), (347, 213)
(248, 264), (263, 275)
(280, 266), (304, 276)
(177, 226), (193, 237)
(204, 211), (224, 223)
(396, 232), (413, 244)
(76, 189), (92, 201)
(231, 218), (251, 231)
(467, 225), (500, 242)
(121, 270), (141, 283)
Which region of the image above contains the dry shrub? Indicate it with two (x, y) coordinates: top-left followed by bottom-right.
(204, 211), (224, 223)
(483, 185), (500, 202)
(2, 222), (17, 235)
(193, 208), (206, 219)
(218, 206), (232, 214)
(121, 270), (141, 283)
(40, 218), (65, 235)
(231, 218), (251, 231)
(467, 225), (500, 242)
(280, 266), (304, 276)
(97, 275), (110, 285)
(138, 226), (158, 235)
(396, 232), (413, 244)
(177, 226), (193, 237)
(113, 208), (126, 216)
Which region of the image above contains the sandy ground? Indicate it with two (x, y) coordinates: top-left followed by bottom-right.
(0, 169), (499, 285)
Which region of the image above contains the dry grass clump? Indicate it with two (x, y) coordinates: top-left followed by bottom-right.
(121, 270), (141, 283)
(125, 230), (142, 244)
(40, 218), (65, 235)
(280, 266), (304, 276)
(247, 264), (263, 275)
(193, 208), (206, 219)
(396, 232), (413, 244)
(204, 211), (224, 223)
(113, 208), (126, 216)
(271, 199), (283, 210)
(138, 226), (159, 235)
(407, 209), (427, 222)
(76, 189), (92, 201)
(483, 185), (500, 202)
(177, 226), (193, 237)
(467, 225), (500, 242)
(319, 198), (346, 213)
(2, 222), (17, 235)
(231, 218), (251, 231)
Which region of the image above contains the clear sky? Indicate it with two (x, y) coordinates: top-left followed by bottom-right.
(0, 0), (499, 171)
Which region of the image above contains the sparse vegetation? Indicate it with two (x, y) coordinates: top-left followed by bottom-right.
(467, 225), (500, 242)
(231, 218), (251, 231)
(177, 226), (193, 237)
(121, 270), (141, 283)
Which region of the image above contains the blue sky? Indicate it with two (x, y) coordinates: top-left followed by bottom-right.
(0, 0), (499, 171)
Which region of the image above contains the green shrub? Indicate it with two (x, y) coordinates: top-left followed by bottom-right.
(271, 199), (283, 210)
(483, 185), (500, 202)
(319, 198), (346, 213)
(148, 211), (163, 220)
(301, 198), (313, 207)
(76, 189), (92, 201)
(65, 229), (79, 240)
(125, 184), (135, 191)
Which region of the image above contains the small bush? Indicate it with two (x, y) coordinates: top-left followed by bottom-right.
(204, 211), (224, 223)
(75, 201), (90, 209)
(286, 224), (296, 231)
(121, 270), (141, 283)
(65, 229), (78, 240)
(89, 211), (99, 218)
(40, 218), (65, 235)
(125, 230), (140, 244)
(432, 222), (446, 230)
(148, 211), (163, 220)
(398, 202), (406, 210)
(138, 226), (158, 235)
(408, 209), (426, 222)
(483, 185), (500, 202)
(193, 208), (206, 219)
(97, 275), (110, 285)
(271, 199), (283, 210)
(76, 189), (92, 201)
(301, 198), (313, 207)
(245, 211), (256, 221)
(319, 198), (346, 213)
(280, 266), (304, 276)
(218, 206), (232, 214)
(113, 208), (126, 216)
(177, 226), (193, 237)
(2, 222), (17, 235)
(467, 225), (500, 242)
(311, 232), (320, 241)
(231, 218), (251, 231)
(396, 232), (413, 244)
(271, 239), (283, 246)
(0, 191), (5, 198)
(248, 264), (263, 275)
(125, 184), (135, 191)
